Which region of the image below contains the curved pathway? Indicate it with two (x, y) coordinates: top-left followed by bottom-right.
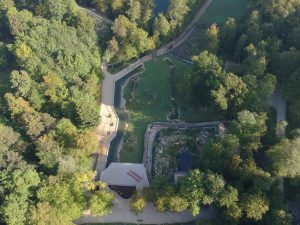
(95, 0), (213, 176)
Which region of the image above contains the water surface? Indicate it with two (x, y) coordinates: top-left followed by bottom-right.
(153, 0), (170, 16)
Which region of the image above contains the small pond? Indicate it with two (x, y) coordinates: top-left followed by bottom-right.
(176, 150), (195, 172)
(153, 0), (170, 16)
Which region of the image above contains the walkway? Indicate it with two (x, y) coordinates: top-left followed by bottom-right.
(75, 190), (217, 224)
(269, 89), (287, 192)
(79, 6), (113, 25)
(94, 0), (213, 176)
(269, 89), (287, 131)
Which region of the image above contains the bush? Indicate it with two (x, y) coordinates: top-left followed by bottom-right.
(129, 192), (146, 214)
(90, 190), (115, 216)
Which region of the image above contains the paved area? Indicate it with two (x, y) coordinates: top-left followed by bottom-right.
(269, 89), (287, 192)
(75, 190), (217, 224)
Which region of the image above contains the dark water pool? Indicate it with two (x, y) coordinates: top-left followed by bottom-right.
(176, 151), (195, 172)
(153, 0), (170, 16)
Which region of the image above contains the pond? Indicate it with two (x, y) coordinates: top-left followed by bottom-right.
(153, 0), (170, 16)
(176, 150), (195, 172)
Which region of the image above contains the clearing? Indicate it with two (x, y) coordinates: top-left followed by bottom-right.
(200, 0), (249, 25)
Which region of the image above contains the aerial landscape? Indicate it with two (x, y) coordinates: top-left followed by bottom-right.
(1, 0), (300, 225)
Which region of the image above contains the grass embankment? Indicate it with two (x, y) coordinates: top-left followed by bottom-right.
(121, 55), (191, 163)
(172, 0), (249, 60)
(200, 0), (249, 25)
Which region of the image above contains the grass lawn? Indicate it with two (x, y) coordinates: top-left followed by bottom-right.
(121, 54), (191, 163)
(200, 0), (249, 25)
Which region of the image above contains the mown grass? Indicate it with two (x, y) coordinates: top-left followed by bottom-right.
(200, 0), (250, 25)
(121, 54), (192, 163)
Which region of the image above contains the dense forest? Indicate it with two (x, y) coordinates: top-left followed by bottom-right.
(0, 0), (111, 224)
(1, 0), (300, 225)
(87, 0), (204, 63)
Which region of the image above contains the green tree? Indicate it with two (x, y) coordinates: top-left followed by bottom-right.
(107, 15), (155, 63)
(71, 89), (99, 128)
(21, 111), (55, 140)
(1, 166), (40, 225)
(179, 169), (228, 216)
(10, 70), (32, 97)
(2, 194), (29, 225)
(0, 124), (25, 152)
(206, 23), (219, 54)
(201, 135), (239, 174)
(0, 41), (9, 69)
(35, 0), (78, 21)
(267, 136), (300, 177)
(168, 195), (189, 212)
(221, 17), (237, 53)
(242, 73), (277, 112)
(153, 13), (170, 38)
(264, 209), (292, 225)
(90, 190), (114, 216)
(75, 130), (98, 154)
(211, 72), (248, 111)
(125, 0), (141, 22)
(218, 186), (238, 208)
(103, 36), (119, 63)
(167, 0), (190, 30)
(222, 202), (242, 221)
(245, 10), (263, 44)
(30, 202), (66, 225)
(36, 134), (63, 168)
(37, 176), (85, 224)
(129, 192), (146, 214)
(54, 118), (77, 147)
(241, 194), (269, 221)
(229, 110), (267, 152)
(42, 73), (68, 104)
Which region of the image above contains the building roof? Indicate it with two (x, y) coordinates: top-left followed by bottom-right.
(100, 163), (149, 189)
